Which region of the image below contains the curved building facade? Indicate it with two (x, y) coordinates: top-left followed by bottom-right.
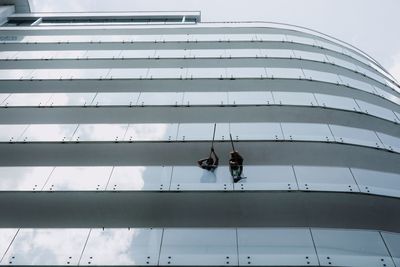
(0, 7), (400, 267)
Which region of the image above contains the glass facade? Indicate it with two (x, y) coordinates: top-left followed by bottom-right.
(0, 7), (399, 267)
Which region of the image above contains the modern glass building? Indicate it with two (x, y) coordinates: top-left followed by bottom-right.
(0, 2), (400, 266)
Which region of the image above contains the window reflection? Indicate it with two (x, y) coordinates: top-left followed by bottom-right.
(329, 125), (383, 148)
(124, 123), (178, 141)
(272, 91), (317, 106)
(137, 92), (183, 106)
(91, 92), (139, 106)
(230, 123), (283, 140)
(177, 123), (229, 141)
(281, 123), (333, 141)
(21, 124), (78, 142)
(48, 93), (96, 106)
(228, 91), (274, 105)
(183, 92), (228, 105)
(0, 167), (53, 191)
(73, 124), (128, 141)
(351, 168), (400, 198)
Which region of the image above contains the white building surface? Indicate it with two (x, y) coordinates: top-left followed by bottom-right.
(0, 1), (400, 266)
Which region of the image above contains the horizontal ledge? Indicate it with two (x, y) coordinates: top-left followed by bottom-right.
(0, 141), (399, 172)
(0, 191), (399, 231)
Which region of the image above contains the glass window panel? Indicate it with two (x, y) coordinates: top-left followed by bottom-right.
(177, 123), (229, 141)
(228, 91), (274, 105)
(14, 50), (56, 60)
(257, 34), (287, 42)
(294, 166), (358, 192)
(186, 68), (226, 79)
(32, 68), (110, 80)
(0, 125), (27, 142)
(225, 49), (261, 58)
(155, 49), (191, 58)
(159, 229), (237, 266)
(351, 168), (400, 198)
(260, 49), (295, 58)
(273, 91), (317, 106)
(0, 229), (18, 259)
(314, 93), (360, 111)
(43, 166), (112, 191)
(302, 69), (341, 84)
(73, 124), (128, 141)
(286, 35), (318, 46)
(238, 228), (318, 266)
(376, 132), (400, 153)
(293, 50), (328, 62)
(190, 49), (226, 58)
(85, 50), (121, 59)
(396, 112), (400, 122)
(355, 100), (398, 122)
(21, 124), (78, 142)
(226, 68), (267, 79)
(312, 229), (392, 267)
(381, 232), (400, 267)
(2, 229), (89, 265)
(147, 68), (186, 79)
(230, 123), (283, 141)
(0, 69), (34, 80)
(161, 34), (190, 42)
(0, 93), (10, 104)
(124, 123), (178, 141)
(137, 92), (183, 106)
(329, 125), (383, 148)
(0, 51), (18, 60)
(225, 34), (257, 41)
(120, 50), (156, 59)
(80, 228), (162, 266)
(316, 40), (346, 54)
(171, 166), (232, 191)
(339, 75), (376, 93)
(234, 165), (297, 191)
(267, 68), (305, 79)
(183, 92), (228, 105)
(134, 35), (163, 42)
(107, 68), (147, 79)
(48, 93), (95, 106)
(373, 86), (400, 104)
(281, 123), (334, 141)
(54, 50), (87, 59)
(325, 55), (358, 71)
(107, 166), (172, 191)
(91, 92), (139, 106)
(0, 167), (53, 191)
(358, 67), (387, 84)
(2, 93), (52, 107)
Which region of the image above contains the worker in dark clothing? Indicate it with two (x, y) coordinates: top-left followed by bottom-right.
(198, 147), (219, 172)
(229, 150), (244, 183)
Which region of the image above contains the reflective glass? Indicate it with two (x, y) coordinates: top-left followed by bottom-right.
(260, 49), (295, 58)
(32, 68), (110, 80)
(2, 229), (89, 266)
(0, 229), (18, 261)
(329, 125), (383, 148)
(0, 93), (10, 104)
(302, 69), (341, 84)
(230, 123), (283, 140)
(72, 124), (128, 142)
(373, 86), (400, 104)
(314, 94), (360, 111)
(225, 49), (262, 58)
(325, 55), (358, 71)
(0, 51), (18, 60)
(339, 75), (376, 93)
(292, 50), (328, 62)
(54, 50), (87, 59)
(294, 166), (358, 192)
(0, 69), (34, 80)
(161, 34), (191, 42)
(85, 50), (122, 59)
(381, 232), (400, 267)
(43, 167), (113, 191)
(376, 132), (400, 153)
(355, 100), (398, 122)
(120, 50), (156, 59)
(21, 124), (78, 142)
(48, 93), (96, 106)
(14, 50), (55, 60)
(2, 93), (52, 106)
(183, 92), (228, 105)
(256, 34), (286, 42)
(124, 123), (178, 141)
(134, 35), (163, 42)
(312, 229), (393, 267)
(189, 49), (226, 58)
(91, 92), (139, 106)
(234, 165), (297, 191)
(159, 229), (237, 266)
(286, 35), (318, 46)
(155, 49), (191, 58)
(0, 167), (53, 191)
(171, 166), (232, 191)
(228, 91), (274, 105)
(267, 68), (305, 79)
(186, 68), (226, 79)
(272, 91), (317, 106)
(0, 125), (27, 142)
(177, 123), (229, 141)
(81, 228), (162, 266)
(107, 68), (147, 79)
(225, 34), (257, 41)
(351, 168), (400, 198)
(137, 92), (183, 106)
(281, 123), (334, 141)
(238, 228), (318, 266)
(226, 68), (267, 79)
(107, 166), (172, 191)
(147, 68), (186, 79)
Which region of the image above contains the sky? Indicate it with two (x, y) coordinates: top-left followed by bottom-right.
(28, 0), (400, 82)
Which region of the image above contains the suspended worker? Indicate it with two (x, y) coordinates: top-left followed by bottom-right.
(197, 123), (219, 172)
(229, 134), (244, 183)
